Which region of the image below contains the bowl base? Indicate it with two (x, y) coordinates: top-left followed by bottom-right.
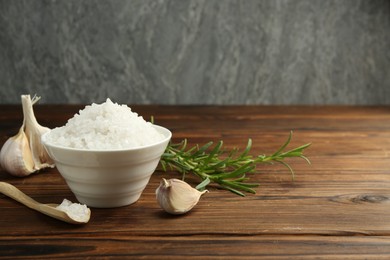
(75, 193), (142, 208)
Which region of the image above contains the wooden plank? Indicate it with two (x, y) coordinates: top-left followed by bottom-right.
(1, 235), (390, 259)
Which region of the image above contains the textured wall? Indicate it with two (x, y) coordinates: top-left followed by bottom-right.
(0, 0), (389, 105)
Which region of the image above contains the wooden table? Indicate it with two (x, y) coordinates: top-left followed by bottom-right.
(1, 105), (390, 259)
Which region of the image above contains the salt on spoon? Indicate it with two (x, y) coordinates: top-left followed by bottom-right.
(56, 198), (90, 223)
(0, 182), (90, 224)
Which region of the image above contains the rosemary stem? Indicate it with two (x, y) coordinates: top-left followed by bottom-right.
(159, 132), (311, 195)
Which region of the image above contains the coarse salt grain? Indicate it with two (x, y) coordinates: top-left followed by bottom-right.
(56, 199), (90, 222)
(46, 98), (165, 150)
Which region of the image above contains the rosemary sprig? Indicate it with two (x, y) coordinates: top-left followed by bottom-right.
(159, 131), (311, 196)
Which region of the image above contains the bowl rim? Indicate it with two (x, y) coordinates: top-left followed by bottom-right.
(41, 124), (172, 153)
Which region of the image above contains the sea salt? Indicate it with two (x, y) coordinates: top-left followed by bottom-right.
(46, 98), (165, 149)
(56, 199), (90, 223)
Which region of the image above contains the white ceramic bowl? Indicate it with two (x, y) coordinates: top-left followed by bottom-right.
(41, 125), (171, 208)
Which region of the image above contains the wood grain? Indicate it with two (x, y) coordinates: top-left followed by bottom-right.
(1, 105), (390, 259)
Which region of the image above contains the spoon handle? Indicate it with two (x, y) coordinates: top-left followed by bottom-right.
(0, 182), (41, 211)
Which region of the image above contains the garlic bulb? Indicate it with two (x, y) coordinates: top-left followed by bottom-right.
(0, 95), (54, 177)
(156, 178), (207, 215)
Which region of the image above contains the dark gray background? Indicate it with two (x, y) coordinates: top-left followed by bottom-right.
(1, 0), (389, 104)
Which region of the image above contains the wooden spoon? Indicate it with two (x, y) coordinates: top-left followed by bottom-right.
(0, 182), (90, 224)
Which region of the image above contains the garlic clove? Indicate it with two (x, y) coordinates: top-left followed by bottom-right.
(155, 178), (207, 215)
(21, 95), (54, 170)
(25, 124), (53, 170)
(0, 126), (35, 177)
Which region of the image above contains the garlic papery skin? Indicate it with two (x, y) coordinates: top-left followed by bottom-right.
(0, 126), (35, 177)
(156, 178), (208, 215)
(21, 95), (54, 170)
